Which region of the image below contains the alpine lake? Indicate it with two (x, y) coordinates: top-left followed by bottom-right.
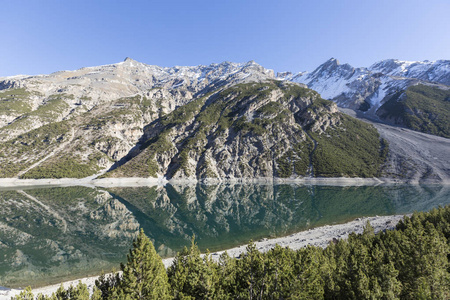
(1, 183), (449, 288)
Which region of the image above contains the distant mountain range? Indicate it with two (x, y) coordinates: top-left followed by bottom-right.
(0, 57), (448, 182)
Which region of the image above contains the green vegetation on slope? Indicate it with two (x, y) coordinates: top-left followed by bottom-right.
(276, 141), (313, 178)
(378, 84), (450, 138)
(16, 204), (450, 299)
(19, 152), (105, 179)
(0, 121), (71, 177)
(106, 81), (386, 179)
(1, 93), (72, 133)
(310, 115), (387, 177)
(29, 94), (71, 121)
(160, 97), (206, 128)
(0, 88), (33, 116)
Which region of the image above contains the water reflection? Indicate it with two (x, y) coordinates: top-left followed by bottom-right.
(0, 184), (449, 288)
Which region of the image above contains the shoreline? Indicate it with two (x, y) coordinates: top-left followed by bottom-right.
(0, 214), (407, 299)
(0, 176), (445, 189)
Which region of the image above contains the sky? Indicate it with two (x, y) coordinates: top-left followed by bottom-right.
(1, 0), (449, 77)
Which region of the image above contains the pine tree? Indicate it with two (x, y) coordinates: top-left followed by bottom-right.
(95, 270), (121, 299)
(53, 284), (69, 300)
(168, 236), (217, 299)
(265, 244), (296, 299)
(235, 242), (266, 299)
(36, 294), (52, 300)
(66, 282), (90, 300)
(120, 228), (171, 299)
(90, 287), (103, 300)
(11, 286), (34, 300)
(215, 251), (237, 298)
(291, 246), (325, 299)
(48, 282), (90, 300)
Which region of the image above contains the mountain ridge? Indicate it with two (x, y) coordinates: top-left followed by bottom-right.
(0, 58), (448, 183)
(284, 57), (450, 110)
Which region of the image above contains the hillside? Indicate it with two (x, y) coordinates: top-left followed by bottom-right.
(284, 58), (450, 138)
(376, 84), (450, 138)
(0, 58), (448, 182)
(0, 59), (275, 179)
(105, 81), (386, 180)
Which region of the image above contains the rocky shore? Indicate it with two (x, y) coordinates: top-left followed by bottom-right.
(0, 175), (434, 190)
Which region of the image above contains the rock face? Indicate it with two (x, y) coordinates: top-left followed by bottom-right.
(106, 81), (386, 180)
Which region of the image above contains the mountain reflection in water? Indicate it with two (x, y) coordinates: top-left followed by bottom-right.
(0, 184), (449, 288)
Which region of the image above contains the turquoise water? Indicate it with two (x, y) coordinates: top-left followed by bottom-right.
(0, 184), (449, 288)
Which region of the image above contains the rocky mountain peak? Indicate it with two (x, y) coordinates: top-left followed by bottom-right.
(368, 59), (450, 85)
(325, 57), (339, 66)
(315, 58), (342, 72)
(276, 71), (293, 79)
(307, 58), (356, 82)
(240, 60), (275, 78)
(368, 59), (407, 74)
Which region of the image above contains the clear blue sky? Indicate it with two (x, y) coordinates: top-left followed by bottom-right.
(1, 0), (449, 77)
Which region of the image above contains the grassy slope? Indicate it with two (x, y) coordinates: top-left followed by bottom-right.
(0, 121), (72, 177)
(0, 94), (154, 178)
(310, 115), (388, 177)
(0, 88), (33, 116)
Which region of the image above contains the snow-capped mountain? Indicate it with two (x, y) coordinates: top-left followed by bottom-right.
(0, 57), (449, 182)
(0, 57), (393, 181)
(369, 59), (450, 85)
(0, 58), (275, 132)
(0, 57), (274, 106)
(282, 58), (450, 115)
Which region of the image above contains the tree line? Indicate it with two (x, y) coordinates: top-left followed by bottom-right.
(13, 205), (450, 299)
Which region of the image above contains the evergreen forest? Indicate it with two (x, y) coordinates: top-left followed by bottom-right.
(12, 205), (450, 299)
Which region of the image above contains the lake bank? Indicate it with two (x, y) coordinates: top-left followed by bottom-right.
(0, 175), (441, 190)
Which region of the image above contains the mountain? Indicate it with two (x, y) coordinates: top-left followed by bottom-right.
(284, 58), (450, 138)
(0, 58), (274, 139)
(0, 58), (448, 182)
(105, 81), (386, 180)
(0, 59), (276, 179)
(368, 59), (450, 84)
(0, 59), (387, 180)
(376, 84), (450, 138)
